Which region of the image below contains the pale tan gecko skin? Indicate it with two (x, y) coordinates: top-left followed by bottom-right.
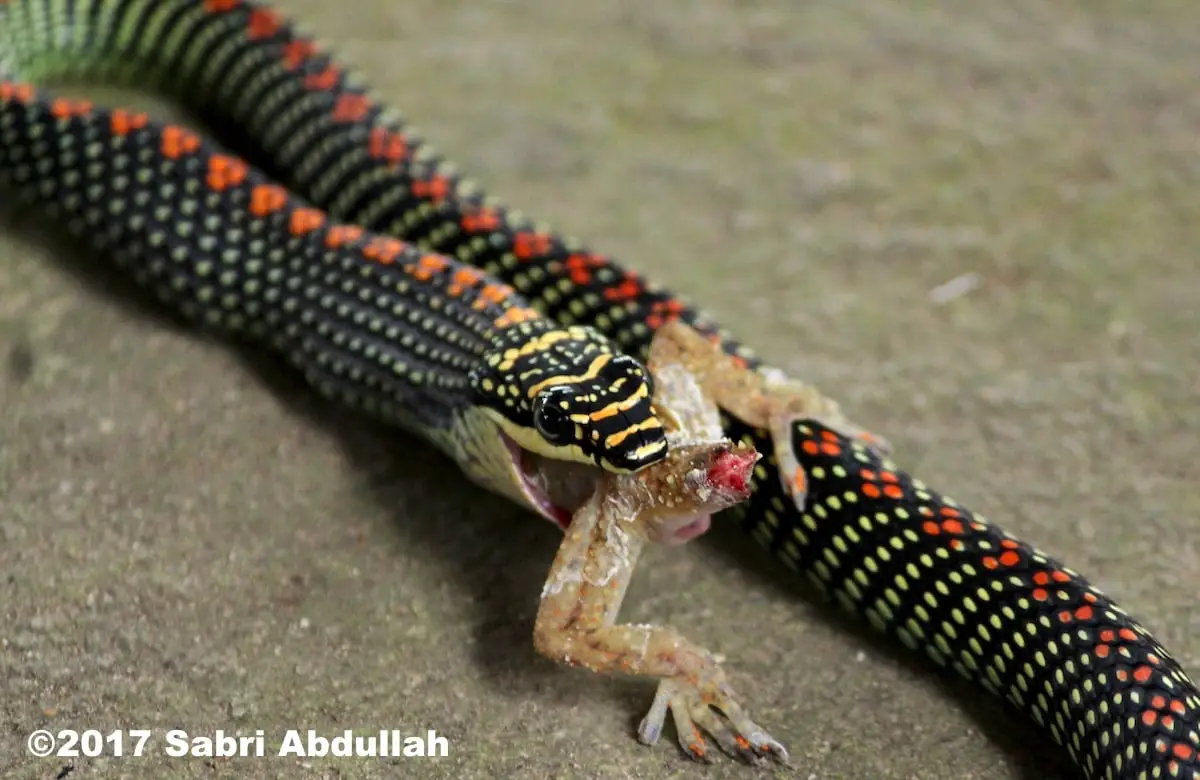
(650, 321), (892, 510)
(532, 322), (787, 764)
(529, 321), (892, 763)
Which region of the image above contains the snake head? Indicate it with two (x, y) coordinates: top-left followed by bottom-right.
(471, 324), (670, 475)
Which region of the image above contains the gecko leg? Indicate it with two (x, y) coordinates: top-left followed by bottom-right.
(531, 329), (788, 764)
(647, 319), (890, 512)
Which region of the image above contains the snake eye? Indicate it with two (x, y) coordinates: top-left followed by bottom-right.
(532, 389), (574, 446)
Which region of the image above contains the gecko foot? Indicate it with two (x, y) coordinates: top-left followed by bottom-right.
(647, 320), (890, 513)
(637, 677), (789, 765)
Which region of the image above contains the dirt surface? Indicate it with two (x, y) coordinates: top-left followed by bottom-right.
(2, 1), (1197, 778)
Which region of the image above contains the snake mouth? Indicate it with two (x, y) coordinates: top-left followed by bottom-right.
(500, 432), (599, 530)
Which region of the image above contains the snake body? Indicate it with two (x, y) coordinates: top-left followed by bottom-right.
(1, 1), (1196, 777)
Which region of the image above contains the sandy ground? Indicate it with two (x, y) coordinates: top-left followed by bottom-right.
(2, 1), (1197, 778)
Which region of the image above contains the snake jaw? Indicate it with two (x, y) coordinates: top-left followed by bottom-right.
(500, 431), (588, 529)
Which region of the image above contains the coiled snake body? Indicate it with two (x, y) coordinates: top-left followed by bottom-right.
(1, 1), (1196, 777)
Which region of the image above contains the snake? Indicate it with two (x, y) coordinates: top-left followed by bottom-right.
(1, 2), (1196, 778)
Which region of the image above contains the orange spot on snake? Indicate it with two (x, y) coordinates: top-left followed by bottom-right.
(160, 125), (201, 159)
(246, 7), (281, 39)
(0, 81), (36, 103)
(1134, 665), (1153, 683)
(1143, 710), (1158, 726)
(645, 299), (686, 329)
(514, 231), (553, 260)
(283, 40), (318, 71)
(493, 307), (540, 328)
(367, 128), (409, 164)
(50, 98), (93, 118)
(604, 279), (641, 302)
(1074, 606), (1093, 621)
(462, 207), (501, 233)
(922, 521), (940, 536)
(998, 551), (1020, 567)
(882, 484), (902, 499)
(362, 237), (405, 264)
(1174, 744), (1195, 760)
(472, 284), (512, 309)
(412, 175), (451, 202)
(1033, 572), (1050, 586)
(1119, 628), (1138, 642)
(206, 155), (248, 191)
(289, 208), (326, 236)
(109, 108), (149, 136)
(249, 184), (288, 216)
(941, 518), (964, 534)
(1095, 644), (1110, 658)
(862, 483), (881, 499)
(982, 556), (999, 570)
(325, 225), (364, 248)
(304, 66), (339, 91)
(1032, 588), (1048, 601)
(332, 93), (371, 122)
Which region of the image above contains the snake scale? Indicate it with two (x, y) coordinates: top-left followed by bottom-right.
(0, 1), (1195, 777)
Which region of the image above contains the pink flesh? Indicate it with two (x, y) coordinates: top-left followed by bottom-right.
(663, 514), (713, 545)
(707, 449), (756, 496)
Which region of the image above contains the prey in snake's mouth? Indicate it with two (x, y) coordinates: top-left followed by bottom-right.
(500, 432), (720, 544)
(500, 431), (598, 529)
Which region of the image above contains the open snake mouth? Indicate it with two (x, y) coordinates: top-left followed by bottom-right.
(498, 431), (732, 545)
(500, 432), (599, 530)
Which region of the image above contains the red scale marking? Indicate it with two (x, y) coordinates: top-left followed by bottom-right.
(289, 207), (325, 235)
(562, 253), (607, 284)
(249, 184), (288, 216)
(304, 66), (340, 92)
(513, 231), (553, 260)
(110, 108), (149, 136)
(331, 93), (371, 123)
(160, 125), (201, 159)
(646, 298), (685, 329)
(0, 81), (37, 103)
(50, 98), (93, 118)
(203, 0), (240, 12)
(409, 253), (449, 281)
(411, 175), (451, 203)
(367, 127), (409, 165)
(325, 225), (364, 248)
(461, 207), (501, 233)
(361, 237), (405, 265)
(283, 40), (318, 71)
(207, 154), (248, 191)
(603, 279), (641, 302)
(246, 7), (282, 39)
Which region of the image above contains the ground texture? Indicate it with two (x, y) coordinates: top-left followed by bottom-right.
(2, 1), (1197, 778)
